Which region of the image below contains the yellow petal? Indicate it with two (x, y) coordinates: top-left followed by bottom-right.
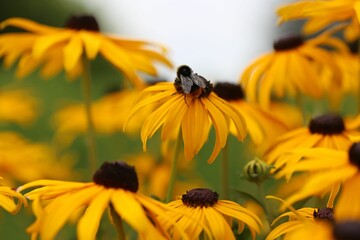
(63, 34), (83, 71)
(1, 17), (59, 33)
(80, 31), (101, 59)
(33, 30), (72, 58)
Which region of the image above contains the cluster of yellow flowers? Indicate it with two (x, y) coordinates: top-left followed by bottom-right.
(1, 0), (360, 239)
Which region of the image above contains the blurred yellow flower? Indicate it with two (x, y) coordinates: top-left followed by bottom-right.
(18, 161), (181, 240)
(0, 88), (38, 125)
(277, 0), (360, 41)
(240, 31), (344, 108)
(0, 179), (27, 214)
(265, 113), (360, 172)
(213, 82), (290, 149)
(0, 16), (172, 88)
(0, 131), (75, 186)
(125, 66), (247, 163)
(162, 188), (262, 240)
(53, 88), (150, 146)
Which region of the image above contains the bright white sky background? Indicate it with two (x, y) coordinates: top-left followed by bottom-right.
(76, 0), (295, 82)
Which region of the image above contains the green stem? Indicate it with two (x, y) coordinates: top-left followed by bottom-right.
(257, 182), (274, 222)
(110, 204), (126, 240)
(165, 132), (182, 202)
(295, 92), (306, 124)
(221, 145), (229, 199)
(81, 57), (97, 175)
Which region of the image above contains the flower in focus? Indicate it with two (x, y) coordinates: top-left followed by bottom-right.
(0, 131), (75, 186)
(239, 31), (344, 108)
(0, 178), (27, 214)
(264, 113), (360, 172)
(53, 88), (151, 146)
(125, 65), (247, 163)
(161, 188), (262, 240)
(0, 88), (38, 125)
(277, 0), (360, 41)
(0, 16), (172, 88)
(18, 161), (179, 240)
(213, 82), (290, 149)
(277, 143), (360, 215)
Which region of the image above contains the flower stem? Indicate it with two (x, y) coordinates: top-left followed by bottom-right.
(81, 57), (97, 175)
(257, 182), (274, 221)
(357, 38), (360, 114)
(165, 132), (182, 202)
(221, 145), (229, 199)
(110, 204), (126, 240)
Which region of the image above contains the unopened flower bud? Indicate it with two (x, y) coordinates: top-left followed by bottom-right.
(243, 158), (272, 183)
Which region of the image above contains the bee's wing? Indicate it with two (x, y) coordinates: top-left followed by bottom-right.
(180, 75), (193, 94)
(192, 73), (207, 88)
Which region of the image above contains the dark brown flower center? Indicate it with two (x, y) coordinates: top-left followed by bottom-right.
(93, 161), (138, 192)
(313, 207), (334, 222)
(65, 15), (100, 32)
(348, 142), (360, 169)
(273, 35), (304, 51)
(333, 221), (360, 240)
(308, 114), (345, 135)
(182, 188), (219, 208)
(213, 82), (245, 100)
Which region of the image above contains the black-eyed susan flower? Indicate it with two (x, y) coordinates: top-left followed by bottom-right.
(213, 82), (290, 148)
(277, 0), (360, 42)
(266, 206), (334, 240)
(125, 65), (247, 163)
(53, 88), (151, 146)
(264, 113), (360, 172)
(0, 88), (38, 125)
(0, 179), (27, 214)
(0, 16), (172, 88)
(0, 131), (75, 186)
(240, 31), (344, 108)
(18, 161), (181, 240)
(161, 188), (262, 240)
(277, 143), (360, 213)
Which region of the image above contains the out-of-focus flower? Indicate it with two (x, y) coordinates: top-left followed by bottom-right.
(0, 88), (38, 125)
(125, 66), (247, 163)
(277, 0), (360, 41)
(0, 178), (27, 214)
(18, 161), (182, 240)
(53, 89), (151, 146)
(0, 16), (172, 88)
(0, 131), (75, 186)
(161, 188), (262, 240)
(213, 82), (290, 149)
(277, 143), (360, 215)
(264, 114), (360, 173)
(240, 30), (345, 108)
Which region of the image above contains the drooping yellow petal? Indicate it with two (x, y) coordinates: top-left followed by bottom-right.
(32, 30), (73, 58)
(80, 31), (102, 59)
(1, 17), (59, 33)
(63, 34), (83, 71)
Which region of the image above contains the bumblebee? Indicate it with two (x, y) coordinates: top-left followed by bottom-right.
(174, 65), (213, 98)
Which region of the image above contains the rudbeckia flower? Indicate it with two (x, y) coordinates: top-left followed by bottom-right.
(277, 0), (360, 41)
(53, 88), (152, 146)
(0, 179), (27, 214)
(0, 88), (38, 125)
(266, 204), (336, 240)
(161, 188), (262, 240)
(0, 16), (172, 88)
(264, 113), (360, 172)
(277, 143), (360, 215)
(239, 31), (344, 108)
(213, 82), (290, 148)
(0, 131), (75, 186)
(18, 161), (182, 240)
(125, 65), (247, 163)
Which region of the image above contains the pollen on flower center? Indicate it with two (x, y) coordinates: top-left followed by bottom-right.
(181, 188), (219, 208)
(213, 82), (245, 100)
(93, 161), (139, 192)
(348, 142), (360, 169)
(308, 114), (345, 135)
(65, 15), (100, 32)
(273, 35), (304, 51)
(313, 207), (334, 222)
(333, 221), (360, 240)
